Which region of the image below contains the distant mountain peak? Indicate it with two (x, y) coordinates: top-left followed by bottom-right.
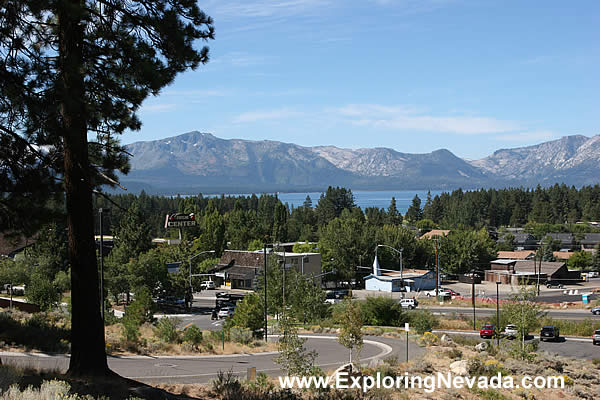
(121, 133), (600, 194)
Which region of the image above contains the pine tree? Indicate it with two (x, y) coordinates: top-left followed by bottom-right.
(405, 195), (423, 223)
(0, 1), (214, 376)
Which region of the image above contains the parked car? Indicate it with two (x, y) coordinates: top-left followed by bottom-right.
(588, 271), (599, 278)
(200, 281), (216, 290)
(593, 329), (600, 345)
(591, 306), (600, 315)
(399, 298), (418, 309)
(546, 281), (564, 289)
(441, 288), (461, 296)
(218, 307), (235, 319)
(324, 290), (351, 304)
(424, 288), (451, 297)
(540, 325), (560, 342)
(480, 324), (496, 339)
(503, 324), (518, 339)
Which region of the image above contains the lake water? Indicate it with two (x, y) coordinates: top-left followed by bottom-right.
(207, 190), (445, 213)
(278, 190), (444, 213)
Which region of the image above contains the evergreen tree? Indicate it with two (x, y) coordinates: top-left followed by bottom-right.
(405, 195), (423, 222)
(387, 197), (402, 225)
(0, 1), (214, 375)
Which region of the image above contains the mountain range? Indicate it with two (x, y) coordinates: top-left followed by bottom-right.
(120, 132), (600, 194)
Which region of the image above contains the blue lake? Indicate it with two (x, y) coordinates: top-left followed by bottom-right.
(207, 190), (445, 213)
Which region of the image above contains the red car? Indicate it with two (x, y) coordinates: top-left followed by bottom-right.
(441, 288), (460, 296)
(480, 324), (496, 339)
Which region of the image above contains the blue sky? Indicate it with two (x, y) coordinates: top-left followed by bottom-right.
(122, 0), (599, 160)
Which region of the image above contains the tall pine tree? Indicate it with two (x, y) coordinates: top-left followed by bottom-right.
(0, 1), (213, 376)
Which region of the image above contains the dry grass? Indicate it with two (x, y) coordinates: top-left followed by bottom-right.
(104, 323), (278, 356)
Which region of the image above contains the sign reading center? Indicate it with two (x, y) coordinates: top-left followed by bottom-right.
(164, 213), (196, 228)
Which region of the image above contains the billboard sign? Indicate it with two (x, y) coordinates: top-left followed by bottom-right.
(165, 213), (196, 228)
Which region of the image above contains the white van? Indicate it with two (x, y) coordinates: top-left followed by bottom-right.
(399, 298), (418, 309)
(201, 281), (216, 290)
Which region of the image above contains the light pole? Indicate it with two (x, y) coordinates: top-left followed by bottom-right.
(376, 244), (404, 278)
(188, 250), (215, 293)
(496, 281), (501, 346)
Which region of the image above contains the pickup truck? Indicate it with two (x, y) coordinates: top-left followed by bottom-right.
(424, 288), (451, 297)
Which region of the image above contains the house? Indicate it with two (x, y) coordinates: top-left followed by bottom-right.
(497, 232), (538, 250)
(419, 230), (450, 240)
(545, 233), (576, 250)
(553, 251), (576, 260)
(364, 270), (436, 292)
(0, 233), (36, 259)
(581, 233), (600, 250)
(209, 249), (322, 290)
(497, 250), (535, 260)
(364, 255), (436, 292)
(485, 260), (580, 284)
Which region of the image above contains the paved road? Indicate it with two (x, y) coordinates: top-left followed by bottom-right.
(0, 335), (423, 384)
(433, 329), (600, 360)
(423, 306), (600, 321)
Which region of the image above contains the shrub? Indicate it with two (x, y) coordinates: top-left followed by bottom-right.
(0, 365), (23, 392)
(230, 327), (253, 345)
(360, 297), (407, 327)
(212, 369), (242, 398)
(154, 317), (180, 343)
(121, 287), (154, 343)
(183, 325), (203, 345)
(468, 358), (508, 377)
(417, 332), (440, 346)
(52, 269), (71, 293)
(26, 273), (60, 311)
(409, 309), (438, 334)
(231, 293), (264, 334)
(445, 348), (463, 360)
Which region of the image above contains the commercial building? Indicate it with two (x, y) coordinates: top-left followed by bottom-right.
(485, 259), (580, 284)
(208, 249), (322, 290)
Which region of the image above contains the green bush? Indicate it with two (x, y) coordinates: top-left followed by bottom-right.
(154, 317), (180, 343)
(0, 365), (23, 392)
(410, 309), (439, 334)
(183, 325), (203, 345)
(52, 269), (71, 293)
(357, 297), (407, 327)
(231, 293), (264, 334)
(230, 327), (253, 345)
(121, 287), (155, 343)
(26, 273), (60, 311)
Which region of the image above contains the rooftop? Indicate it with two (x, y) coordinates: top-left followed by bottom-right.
(420, 230), (450, 240)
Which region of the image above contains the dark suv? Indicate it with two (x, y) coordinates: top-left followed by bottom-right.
(540, 325), (560, 342)
(546, 281), (564, 289)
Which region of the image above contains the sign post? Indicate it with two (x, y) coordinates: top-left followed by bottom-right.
(404, 322), (409, 363)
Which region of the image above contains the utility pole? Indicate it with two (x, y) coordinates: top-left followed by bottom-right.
(99, 208), (104, 321)
(472, 275), (476, 330)
(536, 250), (543, 296)
(263, 243), (268, 342)
(434, 239), (439, 298)
(496, 281), (501, 346)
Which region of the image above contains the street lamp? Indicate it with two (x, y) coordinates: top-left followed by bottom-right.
(188, 250), (215, 292)
(496, 281), (501, 346)
(376, 244), (404, 278)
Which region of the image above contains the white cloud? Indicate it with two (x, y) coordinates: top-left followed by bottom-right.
(140, 103), (177, 113)
(333, 104), (520, 134)
(232, 108), (304, 123)
(210, 52), (273, 68)
(207, 0), (331, 19)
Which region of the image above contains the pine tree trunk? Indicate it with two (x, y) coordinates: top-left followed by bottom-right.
(59, 0), (109, 376)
